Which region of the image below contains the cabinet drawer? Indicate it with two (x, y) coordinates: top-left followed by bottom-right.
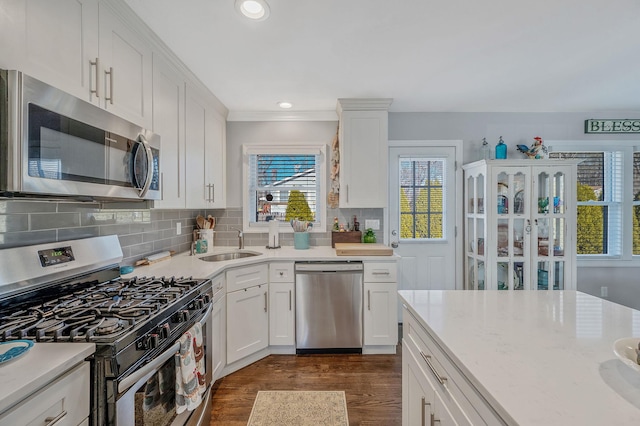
(269, 262), (294, 282)
(0, 362), (90, 426)
(404, 308), (507, 425)
(227, 264), (268, 292)
(364, 262), (397, 282)
(211, 273), (225, 302)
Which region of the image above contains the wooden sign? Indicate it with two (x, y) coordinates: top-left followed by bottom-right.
(585, 119), (640, 134)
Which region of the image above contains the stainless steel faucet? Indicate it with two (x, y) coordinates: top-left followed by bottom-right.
(232, 227), (244, 249)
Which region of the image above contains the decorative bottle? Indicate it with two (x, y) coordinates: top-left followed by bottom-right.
(495, 136), (507, 159)
(480, 137), (491, 160)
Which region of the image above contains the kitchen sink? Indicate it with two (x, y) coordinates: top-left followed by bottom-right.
(198, 251), (262, 262)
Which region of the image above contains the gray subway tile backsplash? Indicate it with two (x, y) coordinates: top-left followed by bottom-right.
(0, 201), (384, 266)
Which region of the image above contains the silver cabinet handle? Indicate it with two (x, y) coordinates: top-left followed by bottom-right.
(420, 351), (447, 385)
(264, 291), (268, 312)
(211, 183), (215, 202)
(421, 396), (426, 426)
(367, 289), (371, 310)
(90, 58), (99, 97)
(289, 290), (292, 311)
(45, 411), (67, 426)
(372, 271), (390, 275)
(105, 66), (114, 104)
(345, 184), (349, 202)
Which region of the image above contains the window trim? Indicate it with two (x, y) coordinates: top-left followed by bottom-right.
(242, 144), (327, 233)
(548, 139), (640, 267)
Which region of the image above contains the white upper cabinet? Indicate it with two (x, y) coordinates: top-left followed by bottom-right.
(0, 0), (152, 127)
(98, 1), (153, 127)
(0, 0), (99, 104)
(152, 55), (185, 208)
(185, 83), (226, 209)
(337, 98), (392, 208)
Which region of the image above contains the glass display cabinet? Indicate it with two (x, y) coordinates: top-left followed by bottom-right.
(463, 159), (578, 290)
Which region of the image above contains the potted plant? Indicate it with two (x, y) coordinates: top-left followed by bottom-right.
(363, 228), (376, 243)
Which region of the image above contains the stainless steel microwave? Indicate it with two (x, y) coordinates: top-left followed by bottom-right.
(0, 70), (160, 201)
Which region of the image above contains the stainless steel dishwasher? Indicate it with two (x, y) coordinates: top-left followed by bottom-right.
(295, 261), (364, 354)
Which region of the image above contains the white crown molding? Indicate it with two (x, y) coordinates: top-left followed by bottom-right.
(227, 110), (338, 122)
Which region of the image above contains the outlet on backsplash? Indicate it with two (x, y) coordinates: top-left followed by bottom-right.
(365, 219), (380, 230)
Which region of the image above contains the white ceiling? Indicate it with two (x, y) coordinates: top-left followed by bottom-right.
(125, 0), (640, 119)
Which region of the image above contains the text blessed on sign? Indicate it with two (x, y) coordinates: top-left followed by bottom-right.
(585, 119), (640, 134)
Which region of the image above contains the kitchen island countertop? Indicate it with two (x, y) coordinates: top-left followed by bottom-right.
(399, 290), (640, 425)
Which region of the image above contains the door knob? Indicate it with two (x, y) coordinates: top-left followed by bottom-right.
(391, 242), (398, 248)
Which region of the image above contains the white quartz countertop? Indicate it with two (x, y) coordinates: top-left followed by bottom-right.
(399, 290), (640, 425)
(0, 342), (95, 415)
(124, 245), (398, 279)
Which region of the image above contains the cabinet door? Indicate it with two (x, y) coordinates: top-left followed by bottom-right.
(98, 2), (152, 127)
(226, 284), (269, 364)
(0, 0), (99, 104)
(339, 109), (388, 207)
(211, 296), (226, 380)
(402, 341), (433, 426)
(185, 85), (208, 208)
(492, 166), (530, 290)
(269, 282), (294, 346)
(531, 165), (575, 290)
(151, 55), (185, 208)
(364, 282), (397, 346)
(204, 108), (226, 208)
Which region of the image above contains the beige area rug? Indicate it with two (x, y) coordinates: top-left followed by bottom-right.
(247, 390), (349, 426)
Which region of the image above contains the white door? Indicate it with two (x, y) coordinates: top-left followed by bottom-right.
(389, 143), (462, 296)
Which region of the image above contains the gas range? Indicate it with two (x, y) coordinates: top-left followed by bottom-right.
(0, 236), (214, 426)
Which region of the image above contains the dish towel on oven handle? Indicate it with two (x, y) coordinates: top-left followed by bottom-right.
(175, 322), (206, 413)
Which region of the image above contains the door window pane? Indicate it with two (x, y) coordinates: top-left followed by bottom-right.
(399, 158), (445, 239)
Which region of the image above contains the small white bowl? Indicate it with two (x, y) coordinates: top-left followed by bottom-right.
(613, 337), (640, 373)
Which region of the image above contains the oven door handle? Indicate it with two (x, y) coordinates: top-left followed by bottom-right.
(118, 304), (213, 394)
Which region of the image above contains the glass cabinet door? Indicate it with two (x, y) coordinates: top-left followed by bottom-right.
(533, 167), (569, 290)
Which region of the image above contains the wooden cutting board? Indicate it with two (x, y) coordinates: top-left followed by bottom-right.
(334, 243), (394, 256)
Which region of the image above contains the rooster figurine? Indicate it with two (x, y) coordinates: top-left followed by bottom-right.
(516, 136), (547, 159)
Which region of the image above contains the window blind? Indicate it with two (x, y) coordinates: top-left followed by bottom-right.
(248, 153), (321, 223)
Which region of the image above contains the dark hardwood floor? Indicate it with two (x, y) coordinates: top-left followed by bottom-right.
(209, 345), (402, 425)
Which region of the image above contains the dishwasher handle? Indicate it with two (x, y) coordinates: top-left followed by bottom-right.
(295, 262), (363, 273)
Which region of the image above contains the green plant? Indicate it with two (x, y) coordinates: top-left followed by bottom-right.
(285, 190), (314, 222)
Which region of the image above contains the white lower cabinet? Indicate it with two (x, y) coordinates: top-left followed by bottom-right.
(211, 274), (226, 381)
(364, 263), (398, 346)
(268, 262), (295, 347)
(402, 307), (506, 425)
(226, 265), (269, 364)
(0, 361), (90, 426)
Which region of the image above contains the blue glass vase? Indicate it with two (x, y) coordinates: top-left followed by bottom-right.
(495, 136), (507, 159)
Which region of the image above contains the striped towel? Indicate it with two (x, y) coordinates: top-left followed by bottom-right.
(175, 322), (206, 413)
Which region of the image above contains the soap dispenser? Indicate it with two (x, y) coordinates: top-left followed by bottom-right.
(495, 136), (507, 159)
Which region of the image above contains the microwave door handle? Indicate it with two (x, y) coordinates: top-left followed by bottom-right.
(136, 134), (154, 198)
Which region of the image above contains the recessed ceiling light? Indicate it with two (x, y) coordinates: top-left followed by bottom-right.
(235, 0), (270, 21)
(278, 101), (293, 109)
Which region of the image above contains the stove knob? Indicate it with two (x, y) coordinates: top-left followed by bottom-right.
(149, 334), (159, 349)
(195, 298), (204, 309)
(174, 310), (189, 323)
(159, 323), (170, 339)
(203, 294), (211, 304)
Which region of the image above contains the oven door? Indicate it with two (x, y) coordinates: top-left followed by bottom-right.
(113, 304), (213, 426)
